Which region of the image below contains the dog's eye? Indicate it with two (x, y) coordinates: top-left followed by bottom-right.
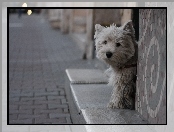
(103, 40), (107, 44)
(116, 43), (121, 47)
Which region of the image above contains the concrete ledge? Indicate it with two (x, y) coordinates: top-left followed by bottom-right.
(70, 84), (147, 124)
(65, 73), (86, 124)
(82, 108), (148, 124)
(65, 69), (148, 124)
(65, 69), (109, 124)
(70, 84), (112, 112)
(66, 69), (108, 84)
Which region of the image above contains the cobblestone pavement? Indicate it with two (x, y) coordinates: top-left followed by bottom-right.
(9, 13), (97, 124)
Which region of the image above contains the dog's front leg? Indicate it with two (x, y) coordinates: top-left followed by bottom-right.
(108, 82), (135, 109)
(107, 85), (125, 109)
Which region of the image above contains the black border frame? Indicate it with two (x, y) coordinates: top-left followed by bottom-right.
(7, 6), (167, 125)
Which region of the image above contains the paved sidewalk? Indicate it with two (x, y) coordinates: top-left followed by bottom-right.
(9, 13), (96, 124)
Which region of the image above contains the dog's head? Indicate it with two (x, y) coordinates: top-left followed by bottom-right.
(94, 20), (136, 67)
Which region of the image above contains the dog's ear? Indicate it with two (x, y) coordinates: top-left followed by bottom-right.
(122, 20), (135, 36)
(94, 24), (104, 39)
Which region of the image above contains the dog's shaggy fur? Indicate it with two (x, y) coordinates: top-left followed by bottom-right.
(94, 20), (137, 109)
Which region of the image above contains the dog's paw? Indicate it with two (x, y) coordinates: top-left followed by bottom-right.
(107, 102), (121, 109)
(107, 102), (117, 109)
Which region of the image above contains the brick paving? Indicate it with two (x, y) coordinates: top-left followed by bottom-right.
(9, 13), (96, 124)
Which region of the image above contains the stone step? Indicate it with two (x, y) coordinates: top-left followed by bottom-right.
(82, 108), (148, 124)
(66, 69), (108, 84)
(65, 69), (148, 124)
(70, 84), (112, 112)
(70, 84), (147, 124)
(65, 69), (108, 124)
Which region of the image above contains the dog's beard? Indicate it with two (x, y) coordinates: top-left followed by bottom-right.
(97, 51), (130, 67)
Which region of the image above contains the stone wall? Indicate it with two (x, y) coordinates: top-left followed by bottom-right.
(136, 9), (166, 124)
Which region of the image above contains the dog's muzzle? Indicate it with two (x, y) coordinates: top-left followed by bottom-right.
(106, 52), (113, 58)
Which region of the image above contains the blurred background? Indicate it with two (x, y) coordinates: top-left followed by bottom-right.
(7, 2), (140, 60)
(6, 2), (141, 125)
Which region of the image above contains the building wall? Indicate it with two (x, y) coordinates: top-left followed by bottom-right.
(136, 9), (166, 124)
(145, 2), (173, 131)
(121, 9), (132, 25)
(94, 9), (121, 27)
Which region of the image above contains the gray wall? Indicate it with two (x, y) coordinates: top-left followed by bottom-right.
(136, 9), (166, 124)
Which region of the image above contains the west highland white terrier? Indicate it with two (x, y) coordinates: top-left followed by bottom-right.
(94, 20), (137, 109)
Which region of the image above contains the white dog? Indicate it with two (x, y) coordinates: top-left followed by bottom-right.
(94, 20), (137, 109)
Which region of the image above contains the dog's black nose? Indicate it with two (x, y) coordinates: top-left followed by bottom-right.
(106, 52), (113, 58)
